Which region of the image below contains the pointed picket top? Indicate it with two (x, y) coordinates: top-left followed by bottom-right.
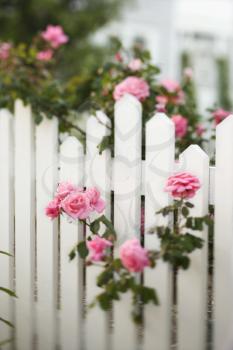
(179, 144), (209, 168)
(114, 93), (142, 113)
(216, 114), (233, 133)
(147, 112), (174, 127)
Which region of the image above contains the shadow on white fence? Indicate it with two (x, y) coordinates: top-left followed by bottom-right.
(0, 94), (233, 350)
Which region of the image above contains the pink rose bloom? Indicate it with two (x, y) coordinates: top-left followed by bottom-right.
(196, 124), (205, 137)
(165, 172), (201, 199)
(41, 25), (69, 48)
(55, 181), (79, 202)
(119, 238), (149, 273)
(115, 52), (123, 62)
(155, 95), (168, 112)
(113, 76), (150, 102)
(86, 187), (105, 213)
(45, 198), (60, 219)
(87, 235), (112, 262)
(36, 49), (53, 61)
(212, 108), (231, 125)
(184, 67), (193, 79)
(128, 58), (142, 71)
(160, 79), (180, 93)
(0, 42), (11, 60)
(61, 191), (91, 220)
(171, 115), (188, 138)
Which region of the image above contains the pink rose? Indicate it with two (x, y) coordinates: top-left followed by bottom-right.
(155, 95), (168, 112)
(61, 191), (91, 220)
(56, 181), (79, 202)
(184, 67), (193, 79)
(160, 79), (180, 94)
(196, 124), (205, 137)
(165, 172), (201, 199)
(87, 235), (112, 262)
(128, 58), (142, 71)
(86, 187), (105, 213)
(41, 25), (69, 49)
(212, 108), (231, 125)
(171, 115), (188, 138)
(36, 49), (53, 61)
(172, 90), (185, 105)
(115, 52), (123, 62)
(119, 238), (149, 273)
(113, 76), (150, 102)
(0, 42), (11, 60)
(45, 198), (60, 219)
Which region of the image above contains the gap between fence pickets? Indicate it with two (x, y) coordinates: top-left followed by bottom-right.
(81, 158), (215, 204)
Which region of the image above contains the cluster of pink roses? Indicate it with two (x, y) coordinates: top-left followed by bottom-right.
(37, 25), (69, 62)
(156, 79), (185, 113)
(45, 182), (105, 220)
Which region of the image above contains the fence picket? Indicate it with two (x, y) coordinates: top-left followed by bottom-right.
(113, 95), (142, 350)
(214, 115), (233, 350)
(177, 145), (209, 350)
(85, 113), (111, 350)
(143, 113), (175, 350)
(59, 136), (84, 350)
(0, 110), (14, 347)
(14, 100), (35, 350)
(36, 117), (58, 350)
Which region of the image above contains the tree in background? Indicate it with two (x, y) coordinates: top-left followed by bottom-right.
(0, 0), (127, 81)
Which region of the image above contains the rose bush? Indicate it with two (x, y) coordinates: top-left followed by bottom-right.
(45, 175), (212, 322)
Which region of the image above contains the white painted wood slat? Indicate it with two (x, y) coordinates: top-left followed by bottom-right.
(0, 110), (14, 347)
(59, 136), (84, 350)
(113, 95), (142, 350)
(177, 145), (209, 350)
(144, 113), (175, 350)
(85, 112), (111, 350)
(36, 117), (58, 350)
(214, 115), (233, 350)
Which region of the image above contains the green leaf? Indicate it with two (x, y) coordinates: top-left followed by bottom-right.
(97, 268), (113, 287)
(185, 202), (194, 208)
(0, 287), (17, 298)
(135, 285), (159, 305)
(97, 293), (111, 310)
(0, 251), (12, 257)
(98, 135), (112, 154)
(181, 206), (189, 217)
(77, 241), (89, 259)
(90, 219), (100, 234)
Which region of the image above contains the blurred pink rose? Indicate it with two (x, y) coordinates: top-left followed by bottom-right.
(61, 191), (91, 220)
(212, 108), (231, 125)
(41, 25), (69, 48)
(171, 115), (188, 138)
(45, 198), (60, 219)
(172, 90), (185, 105)
(165, 172), (201, 199)
(184, 67), (193, 79)
(128, 58), (142, 71)
(55, 181), (79, 202)
(87, 235), (112, 262)
(115, 52), (123, 62)
(155, 95), (168, 112)
(196, 124), (205, 137)
(113, 76), (150, 101)
(86, 187), (105, 213)
(0, 42), (11, 60)
(160, 79), (180, 93)
(119, 238), (149, 273)
(36, 49), (53, 61)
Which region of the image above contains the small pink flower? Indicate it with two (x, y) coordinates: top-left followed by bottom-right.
(41, 25), (69, 49)
(119, 238), (149, 273)
(56, 181), (79, 202)
(128, 58), (142, 71)
(165, 172), (201, 199)
(115, 52), (123, 62)
(196, 124), (205, 137)
(36, 49), (53, 61)
(87, 235), (112, 262)
(61, 191), (91, 220)
(171, 115), (188, 138)
(212, 108), (231, 125)
(155, 95), (168, 112)
(0, 42), (11, 60)
(113, 76), (150, 102)
(45, 198), (60, 219)
(86, 187), (105, 213)
(184, 67), (193, 79)
(160, 79), (180, 94)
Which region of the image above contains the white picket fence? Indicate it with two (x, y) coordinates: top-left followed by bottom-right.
(0, 94), (233, 350)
